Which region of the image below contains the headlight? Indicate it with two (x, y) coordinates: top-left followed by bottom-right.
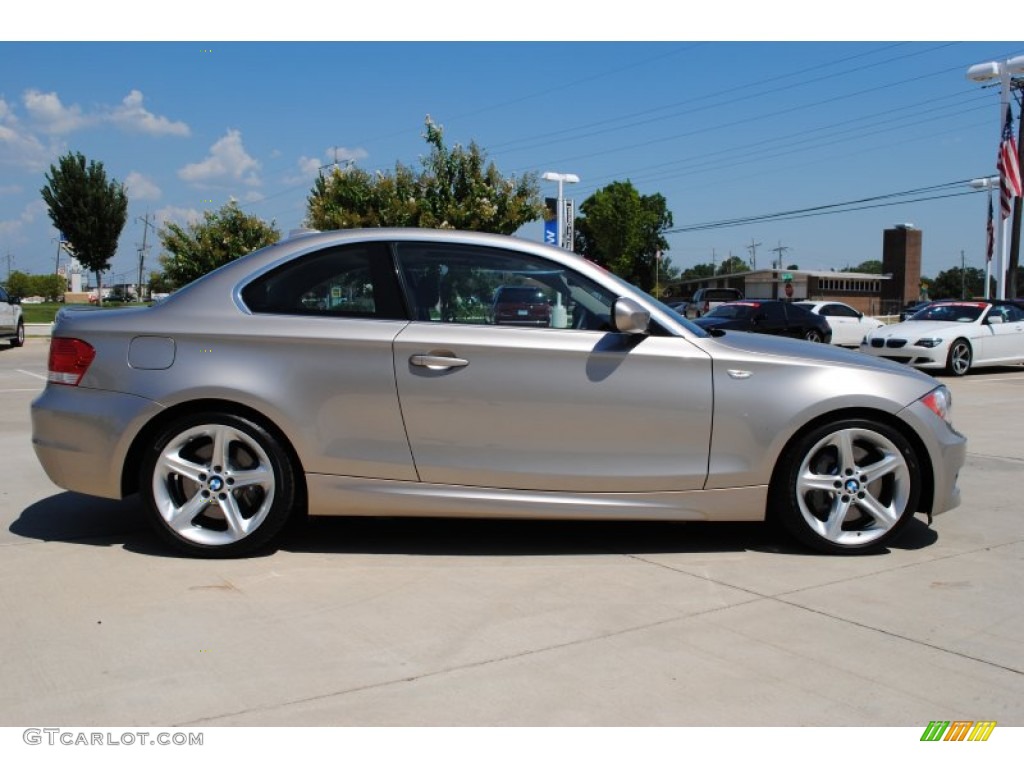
(921, 386), (953, 426)
(915, 337), (942, 348)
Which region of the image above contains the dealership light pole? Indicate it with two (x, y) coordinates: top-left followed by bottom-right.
(542, 171), (579, 250)
(970, 176), (1000, 298)
(967, 55), (1024, 300)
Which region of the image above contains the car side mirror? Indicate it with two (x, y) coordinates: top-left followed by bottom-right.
(612, 297), (650, 335)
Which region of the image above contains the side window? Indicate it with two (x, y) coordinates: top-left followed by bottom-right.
(1005, 305), (1024, 322)
(394, 242), (616, 331)
(827, 304), (858, 318)
(241, 242), (406, 320)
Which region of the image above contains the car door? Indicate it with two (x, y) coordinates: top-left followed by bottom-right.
(391, 241), (713, 493)
(981, 304), (1024, 363)
(0, 287), (13, 334)
(819, 303), (861, 346)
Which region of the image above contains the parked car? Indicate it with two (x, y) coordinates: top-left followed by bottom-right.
(0, 285), (25, 348)
(686, 287), (743, 319)
(490, 284), (553, 326)
(899, 300), (933, 321)
(795, 301), (885, 347)
(860, 299), (1024, 376)
(31, 229), (964, 558)
(694, 299), (832, 343)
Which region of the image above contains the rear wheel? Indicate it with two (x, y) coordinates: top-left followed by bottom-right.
(804, 328), (823, 343)
(946, 339), (972, 376)
(771, 419), (920, 554)
(140, 412), (296, 557)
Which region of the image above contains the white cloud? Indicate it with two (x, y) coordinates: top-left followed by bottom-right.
(23, 89), (90, 134)
(178, 129), (261, 187)
(325, 146), (368, 164)
(297, 155), (322, 176)
(0, 122), (52, 171)
(125, 171), (161, 201)
(0, 200), (46, 238)
(155, 205), (202, 229)
(111, 90), (190, 137)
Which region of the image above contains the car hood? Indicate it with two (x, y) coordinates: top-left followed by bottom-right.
(693, 326), (937, 383)
(867, 321), (972, 340)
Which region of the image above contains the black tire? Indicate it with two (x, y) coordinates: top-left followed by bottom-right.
(946, 338), (972, 376)
(140, 412), (296, 558)
(770, 418), (921, 554)
(10, 320), (24, 348)
(804, 328), (823, 343)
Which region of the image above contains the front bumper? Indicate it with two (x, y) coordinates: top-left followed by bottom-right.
(898, 397), (966, 517)
(31, 385), (164, 499)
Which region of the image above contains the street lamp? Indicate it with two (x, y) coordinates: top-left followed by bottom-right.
(966, 55), (1024, 300)
(970, 176), (1000, 298)
(542, 171), (579, 250)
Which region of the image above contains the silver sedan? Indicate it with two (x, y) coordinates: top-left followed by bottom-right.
(31, 229), (965, 557)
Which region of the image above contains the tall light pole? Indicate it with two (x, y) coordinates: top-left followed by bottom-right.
(967, 55), (1024, 300)
(542, 171), (579, 250)
(970, 176), (1000, 298)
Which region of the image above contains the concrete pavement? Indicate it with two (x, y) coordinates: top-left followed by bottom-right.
(1, 339), (1021, 726)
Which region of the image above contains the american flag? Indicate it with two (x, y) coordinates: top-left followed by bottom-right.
(997, 104), (1022, 219)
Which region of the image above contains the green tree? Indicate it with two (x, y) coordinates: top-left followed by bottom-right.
(307, 117), (544, 234)
(158, 201), (280, 289)
(716, 255), (748, 276)
(40, 152), (128, 306)
(681, 263), (716, 281)
(574, 180), (674, 292)
(3, 271), (33, 298)
(930, 266), (986, 299)
(842, 259), (883, 274)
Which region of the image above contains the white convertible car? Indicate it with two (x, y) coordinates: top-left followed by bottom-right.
(860, 299), (1024, 376)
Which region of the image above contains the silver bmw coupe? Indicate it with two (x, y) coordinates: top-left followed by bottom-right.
(31, 229), (965, 557)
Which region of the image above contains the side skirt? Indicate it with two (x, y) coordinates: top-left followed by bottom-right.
(306, 475), (767, 522)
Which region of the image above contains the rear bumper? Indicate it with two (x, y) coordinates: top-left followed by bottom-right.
(31, 385), (163, 499)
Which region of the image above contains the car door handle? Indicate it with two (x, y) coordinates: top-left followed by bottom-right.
(409, 354), (469, 370)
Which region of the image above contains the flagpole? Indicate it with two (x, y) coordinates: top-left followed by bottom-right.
(997, 71), (1011, 300)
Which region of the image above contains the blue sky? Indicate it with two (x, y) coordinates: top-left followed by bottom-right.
(3, 9), (1021, 285)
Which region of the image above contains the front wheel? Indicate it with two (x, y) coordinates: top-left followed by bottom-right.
(804, 328), (823, 343)
(140, 412), (296, 557)
(946, 339), (972, 376)
(10, 319), (24, 348)
(770, 419), (921, 554)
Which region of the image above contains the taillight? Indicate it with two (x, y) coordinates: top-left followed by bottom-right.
(48, 338), (96, 386)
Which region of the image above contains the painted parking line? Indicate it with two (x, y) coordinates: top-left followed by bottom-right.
(16, 368), (47, 381)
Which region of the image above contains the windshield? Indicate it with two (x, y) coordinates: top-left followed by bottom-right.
(911, 302), (985, 323)
(704, 303), (756, 320)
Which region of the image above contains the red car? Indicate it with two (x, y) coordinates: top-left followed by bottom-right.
(491, 285), (552, 326)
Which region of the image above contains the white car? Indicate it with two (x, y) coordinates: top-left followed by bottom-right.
(860, 300), (1024, 376)
(795, 301), (884, 347)
(0, 285), (25, 348)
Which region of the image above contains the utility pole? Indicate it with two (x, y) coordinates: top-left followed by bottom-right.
(747, 238), (762, 270)
(771, 241), (791, 270)
(137, 212), (157, 302)
(961, 250), (966, 299)
(5, 251), (12, 283)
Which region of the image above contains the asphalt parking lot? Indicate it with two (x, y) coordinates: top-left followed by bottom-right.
(1, 338), (1022, 727)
